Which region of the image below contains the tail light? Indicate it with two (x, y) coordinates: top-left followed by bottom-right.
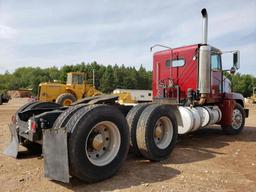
(28, 119), (37, 133)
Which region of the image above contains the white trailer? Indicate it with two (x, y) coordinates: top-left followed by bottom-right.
(113, 89), (152, 102)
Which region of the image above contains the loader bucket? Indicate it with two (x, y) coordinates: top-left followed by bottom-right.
(43, 128), (70, 183)
(3, 124), (19, 158)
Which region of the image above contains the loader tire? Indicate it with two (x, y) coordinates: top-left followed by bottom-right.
(56, 93), (76, 106)
(53, 104), (87, 128)
(126, 103), (150, 156)
(136, 104), (178, 161)
(67, 104), (129, 182)
(221, 103), (245, 135)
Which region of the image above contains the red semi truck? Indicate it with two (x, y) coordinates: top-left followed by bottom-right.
(4, 8), (249, 183)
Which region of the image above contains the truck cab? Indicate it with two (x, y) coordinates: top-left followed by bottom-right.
(152, 44), (242, 105)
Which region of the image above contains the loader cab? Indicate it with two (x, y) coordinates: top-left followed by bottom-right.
(66, 72), (85, 85)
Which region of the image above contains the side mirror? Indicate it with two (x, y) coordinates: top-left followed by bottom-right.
(233, 51), (240, 69)
(230, 66), (236, 75)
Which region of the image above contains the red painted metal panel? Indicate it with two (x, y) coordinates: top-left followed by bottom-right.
(218, 100), (235, 126)
(152, 44), (199, 100)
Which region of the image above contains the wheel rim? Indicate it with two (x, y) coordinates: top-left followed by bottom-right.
(85, 121), (121, 166)
(153, 116), (173, 149)
(232, 109), (243, 129)
(63, 99), (72, 106)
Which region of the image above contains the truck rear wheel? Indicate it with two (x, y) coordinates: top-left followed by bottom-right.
(126, 103), (149, 156)
(136, 104), (178, 161)
(67, 105), (129, 182)
(56, 93), (76, 106)
(221, 103), (245, 135)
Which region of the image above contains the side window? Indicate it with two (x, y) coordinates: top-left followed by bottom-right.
(166, 59), (185, 67)
(77, 75), (83, 84)
(211, 55), (221, 70)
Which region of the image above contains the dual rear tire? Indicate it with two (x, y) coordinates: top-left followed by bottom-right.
(126, 104), (178, 161)
(57, 103), (177, 182)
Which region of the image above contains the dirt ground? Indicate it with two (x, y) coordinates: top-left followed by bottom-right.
(0, 98), (255, 192)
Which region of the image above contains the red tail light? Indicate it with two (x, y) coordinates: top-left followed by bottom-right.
(28, 119), (37, 133)
(31, 121), (37, 133)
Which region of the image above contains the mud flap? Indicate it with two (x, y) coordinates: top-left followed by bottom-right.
(43, 128), (70, 183)
(3, 124), (19, 158)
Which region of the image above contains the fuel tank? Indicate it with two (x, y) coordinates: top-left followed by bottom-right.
(178, 106), (222, 134)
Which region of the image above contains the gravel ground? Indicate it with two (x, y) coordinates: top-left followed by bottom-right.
(0, 98), (255, 192)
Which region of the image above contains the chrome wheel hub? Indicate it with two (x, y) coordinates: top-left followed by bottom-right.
(153, 116), (173, 149)
(85, 121), (121, 166)
(232, 109), (243, 129)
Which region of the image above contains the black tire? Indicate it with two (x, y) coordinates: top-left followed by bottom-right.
(67, 104), (129, 182)
(56, 93), (76, 106)
(53, 104), (88, 128)
(136, 104), (178, 161)
(221, 103), (245, 135)
(126, 103), (150, 156)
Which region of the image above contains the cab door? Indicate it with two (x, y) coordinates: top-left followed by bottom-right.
(211, 54), (222, 98)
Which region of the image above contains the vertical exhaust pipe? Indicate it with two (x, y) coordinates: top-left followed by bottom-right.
(201, 8), (208, 44)
(197, 8), (210, 105)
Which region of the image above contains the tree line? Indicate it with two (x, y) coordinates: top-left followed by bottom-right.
(224, 72), (256, 97)
(0, 62), (255, 97)
(0, 62), (152, 95)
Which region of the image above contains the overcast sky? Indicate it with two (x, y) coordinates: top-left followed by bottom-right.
(0, 0), (255, 75)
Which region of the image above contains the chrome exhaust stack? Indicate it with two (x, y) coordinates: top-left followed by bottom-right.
(201, 8), (208, 44)
(198, 8), (211, 104)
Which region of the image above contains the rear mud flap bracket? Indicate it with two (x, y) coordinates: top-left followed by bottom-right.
(43, 128), (70, 183)
(3, 124), (19, 158)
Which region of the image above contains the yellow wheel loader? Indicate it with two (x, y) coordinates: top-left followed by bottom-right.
(38, 72), (102, 105)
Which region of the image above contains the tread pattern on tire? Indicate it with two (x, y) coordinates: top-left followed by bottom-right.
(53, 103), (88, 128)
(126, 103), (150, 156)
(65, 104), (98, 133)
(56, 93), (76, 106)
(136, 104), (178, 161)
